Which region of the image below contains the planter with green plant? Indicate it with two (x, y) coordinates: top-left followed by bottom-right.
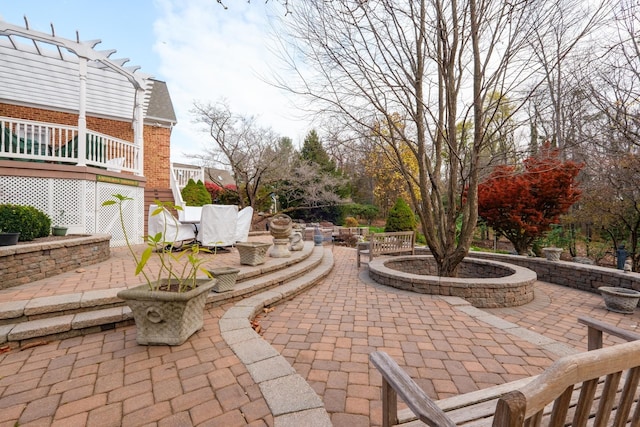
(51, 210), (68, 236)
(0, 229), (20, 246)
(541, 225), (570, 261)
(103, 194), (216, 345)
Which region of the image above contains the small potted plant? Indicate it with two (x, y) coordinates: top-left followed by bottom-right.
(51, 210), (68, 236)
(103, 194), (216, 345)
(0, 228), (20, 246)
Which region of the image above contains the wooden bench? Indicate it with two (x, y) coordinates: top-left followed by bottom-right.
(356, 231), (415, 267)
(370, 316), (640, 426)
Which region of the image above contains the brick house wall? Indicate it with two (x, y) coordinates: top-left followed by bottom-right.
(0, 103), (170, 189)
(143, 125), (171, 189)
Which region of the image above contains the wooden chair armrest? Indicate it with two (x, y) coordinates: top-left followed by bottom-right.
(578, 316), (640, 350)
(370, 351), (456, 427)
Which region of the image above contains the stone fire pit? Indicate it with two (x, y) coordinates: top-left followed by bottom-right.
(368, 255), (537, 308)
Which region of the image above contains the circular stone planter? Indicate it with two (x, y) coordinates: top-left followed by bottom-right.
(368, 255), (537, 308)
(599, 286), (640, 314)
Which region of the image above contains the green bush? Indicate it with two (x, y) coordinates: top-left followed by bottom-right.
(181, 179), (212, 206)
(385, 198), (416, 232)
(344, 203), (379, 225)
(0, 204), (51, 241)
(344, 216), (359, 227)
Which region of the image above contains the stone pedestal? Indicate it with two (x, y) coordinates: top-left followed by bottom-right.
(270, 238), (292, 258)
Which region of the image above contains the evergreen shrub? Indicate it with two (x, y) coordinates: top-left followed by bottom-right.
(0, 204), (51, 241)
(385, 198), (416, 232)
(181, 179), (212, 206)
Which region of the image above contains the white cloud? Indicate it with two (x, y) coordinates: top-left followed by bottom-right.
(153, 0), (309, 163)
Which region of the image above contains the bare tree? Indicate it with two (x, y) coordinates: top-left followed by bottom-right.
(191, 100), (347, 214)
(586, 0), (640, 151)
(270, 0), (557, 276)
(526, 0), (611, 151)
(191, 100), (285, 210)
(569, 0), (640, 269)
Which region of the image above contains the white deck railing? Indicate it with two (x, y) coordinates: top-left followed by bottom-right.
(0, 116), (140, 174)
(169, 163), (205, 217)
(172, 164), (205, 188)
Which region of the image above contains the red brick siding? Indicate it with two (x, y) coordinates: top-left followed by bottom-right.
(143, 125), (171, 188)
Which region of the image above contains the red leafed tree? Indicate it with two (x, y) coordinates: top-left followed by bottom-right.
(478, 144), (583, 255)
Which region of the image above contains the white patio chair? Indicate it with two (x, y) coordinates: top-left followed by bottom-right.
(147, 204), (196, 244)
(234, 206), (253, 243)
(197, 204), (238, 248)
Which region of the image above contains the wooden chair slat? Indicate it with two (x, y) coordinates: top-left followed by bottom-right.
(612, 366), (640, 427)
(593, 371), (622, 427)
(572, 378), (599, 427)
(631, 396), (640, 426)
(492, 391), (526, 427)
(382, 377), (399, 427)
(548, 385), (574, 427)
(370, 351), (456, 427)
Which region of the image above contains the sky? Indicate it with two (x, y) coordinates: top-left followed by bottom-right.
(0, 0), (309, 163)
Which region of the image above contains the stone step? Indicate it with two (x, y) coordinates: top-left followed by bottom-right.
(0, 244), (331, 347)
(219, 248), (335, 427)
(0, 242), (316, 326)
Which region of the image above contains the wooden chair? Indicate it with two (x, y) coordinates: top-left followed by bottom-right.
(370, 317), (640, 426)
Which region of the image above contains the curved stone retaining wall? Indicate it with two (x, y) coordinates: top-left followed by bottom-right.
(0, 234), (111, 289)
(368, 255), (537, 308)
(463, 250), (640, 295)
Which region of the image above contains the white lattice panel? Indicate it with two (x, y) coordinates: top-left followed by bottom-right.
(0, 176), (145, 246)
(49, 179), (83, 226)
(83, 181), (96, 233)
(0, 176), (48, 212)
(96, 183), (144, 247)
(0, 176), (84, 227)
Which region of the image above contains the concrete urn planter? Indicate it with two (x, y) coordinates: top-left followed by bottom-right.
(269, 214), (293, 258)
(51, 226), (68, 236)
(117, 279), (216, 345)
(599, 286), (640, 314)
(542, 247), (563, 261)
(268, 214), (293, 239)
(208, 267), (240, 293)
(236, 241), (272, 266)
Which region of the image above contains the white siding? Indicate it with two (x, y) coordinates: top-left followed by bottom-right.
(0, 40), (153, 120)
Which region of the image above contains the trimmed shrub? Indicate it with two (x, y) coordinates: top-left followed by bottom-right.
(385, 198), (416, 232)
(181, 179), (212, 206)
(0, 204), (51, 241)
(344, 216), (359, 227)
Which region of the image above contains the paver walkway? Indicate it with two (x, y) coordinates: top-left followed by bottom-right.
(258, 248), (640, 426)
(1, 244), (639, 426)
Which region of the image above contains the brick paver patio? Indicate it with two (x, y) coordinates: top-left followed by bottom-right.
(1, 244), (639, 426)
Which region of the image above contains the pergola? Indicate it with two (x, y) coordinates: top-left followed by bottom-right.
(0, 18), (154, 171)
